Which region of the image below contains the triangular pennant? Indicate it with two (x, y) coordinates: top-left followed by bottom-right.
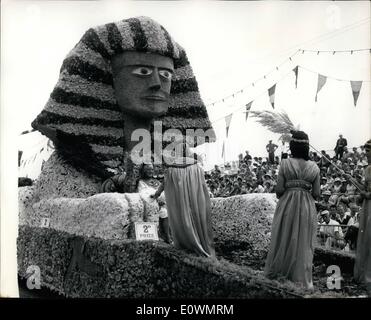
(268, 84), (276, 109)
(350, 81), (362, 107)
(245, 101), (253, 121)
(293, 66), (299, 88)
(315, 74), (327, 102)
(225, 113), (233, 137)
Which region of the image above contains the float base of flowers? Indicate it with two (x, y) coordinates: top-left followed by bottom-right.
(19, 187), (161, 240)
(211, 193), (277, 258)
(17, 190), (292, 297)
(18, 225), (307, 298)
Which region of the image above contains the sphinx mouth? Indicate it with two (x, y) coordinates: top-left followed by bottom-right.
(142, 95), (167, 101)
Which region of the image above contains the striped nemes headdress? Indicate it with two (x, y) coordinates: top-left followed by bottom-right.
(364, 139), (371, 151)
(32, 16), (214, 178)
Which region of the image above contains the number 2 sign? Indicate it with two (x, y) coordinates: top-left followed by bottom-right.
(40, 217), (50, 228)
(135, 222), (159, 241)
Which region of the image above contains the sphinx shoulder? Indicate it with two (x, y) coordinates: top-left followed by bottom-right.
(33, 151), (102, 200)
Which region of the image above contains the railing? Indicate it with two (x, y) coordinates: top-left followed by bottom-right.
(317, 223), (358, 252)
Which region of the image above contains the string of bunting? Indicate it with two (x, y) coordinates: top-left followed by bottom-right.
(206, 47), (370, 108)
(209, 48), (370, 158)
(210, 62), (370, 128)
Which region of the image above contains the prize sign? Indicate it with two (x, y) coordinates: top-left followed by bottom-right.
(40, 217), (50, 228)
(135, 222), (159, 241)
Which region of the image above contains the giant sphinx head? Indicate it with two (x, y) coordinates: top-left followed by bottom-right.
(32, 17), (214, 178)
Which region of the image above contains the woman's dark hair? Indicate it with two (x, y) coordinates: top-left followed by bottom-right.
(289, 130), (310, 160)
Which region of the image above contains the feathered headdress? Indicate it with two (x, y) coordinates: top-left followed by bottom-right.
(250, 110), (364, 191)
(249, 110), (299, 143)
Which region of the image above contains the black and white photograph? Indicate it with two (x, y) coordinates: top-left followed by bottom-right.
(1, 0), (370, 308)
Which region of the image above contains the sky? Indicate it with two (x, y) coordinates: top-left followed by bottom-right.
(1, 0), (370, 171)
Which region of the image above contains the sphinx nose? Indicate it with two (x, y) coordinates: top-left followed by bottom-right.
(148, 70), (161, 90)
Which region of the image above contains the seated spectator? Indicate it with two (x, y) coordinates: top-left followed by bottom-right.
(319, 210), (345, 249)
(312, 152), (321, 163)
(263, 173), (273, 184)
(318, 190), (332, 211)
(320, 177), (329, 192)
(347, 203), (359, 226)
(348, 162), (356, 175)
(342, 147), (352, 162)
(340, 179), (348, 193)
(346, 181), (357, 196)
(337, 203), (351, 230)
(327, 165), (337, 177)
(352, 147), (360, 162)
(252, 178), (264, 193)
(318, 150), (331, 168)
(329, 204), (339, 222)
(344, 206), (360, 251)
(229, 181), (241, 196)
(332, 177), (342, 193)
(263, 180), (275, 193)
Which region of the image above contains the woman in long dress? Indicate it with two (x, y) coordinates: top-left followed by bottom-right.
(152, 144), (216, 258)
(354, 139), (371, 295)
(264, 130), (320, 289)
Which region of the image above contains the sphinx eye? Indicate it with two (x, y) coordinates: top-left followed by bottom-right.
(132, 67), (153, 76)
(159, 69), (173, 80)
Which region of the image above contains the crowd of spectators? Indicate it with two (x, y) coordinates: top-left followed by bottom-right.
(205, 150), (280, 198)
(205, 141), (368, 251)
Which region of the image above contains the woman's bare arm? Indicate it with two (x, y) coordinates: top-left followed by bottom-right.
(312, 171), (321, 200)
(275, 166), (286, 198)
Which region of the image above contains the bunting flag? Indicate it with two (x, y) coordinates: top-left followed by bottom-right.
(245, 101), (253, 121)
(268, 84), (276, 109)
(293, 66), (299, 88)
(225, 113), (233, 137)
(221, 141), (225, 158)
(350, 81), (362, 106)
(315, 74), (327, 102)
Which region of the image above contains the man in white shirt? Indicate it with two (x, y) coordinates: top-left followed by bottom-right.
(319, 210), (345, 249)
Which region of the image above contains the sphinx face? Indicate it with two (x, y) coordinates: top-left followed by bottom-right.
(112, 51), (174, 119)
